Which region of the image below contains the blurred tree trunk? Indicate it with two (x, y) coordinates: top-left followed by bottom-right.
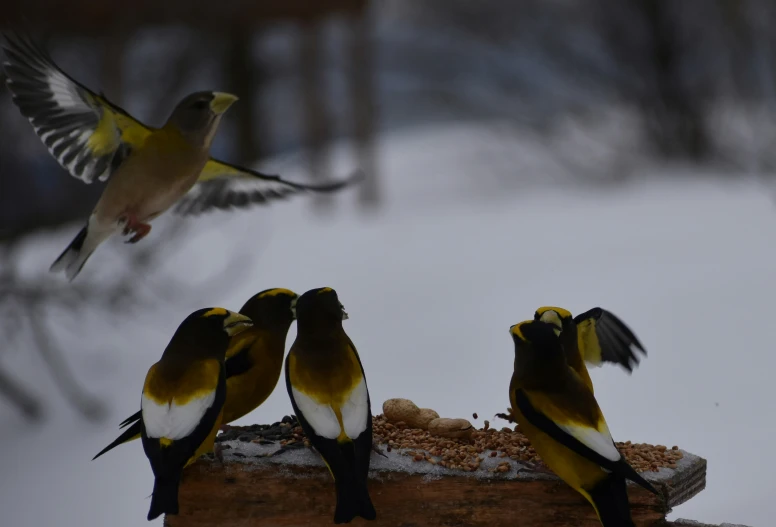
(639, 0), (711, 161)
(227, 29), (267, 165)
(299, 20), (333, 211)
(349, 7), (379, 207)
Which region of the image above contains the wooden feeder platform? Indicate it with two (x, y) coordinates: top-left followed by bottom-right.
(164, 422), (710, 527)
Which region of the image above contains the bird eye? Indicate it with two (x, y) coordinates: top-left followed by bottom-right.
(192, 100), (209, 110)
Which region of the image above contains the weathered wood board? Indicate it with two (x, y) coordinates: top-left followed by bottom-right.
(164, 438), (706, 527)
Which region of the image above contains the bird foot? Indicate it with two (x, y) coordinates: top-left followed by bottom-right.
(371, 443), (388, 459)
(516, 460), (553, 475)
(495, 408), (517, 424)
(118, 214), (151, 244)
(214, 443), (225, 464)
(267, 442), (306, 458)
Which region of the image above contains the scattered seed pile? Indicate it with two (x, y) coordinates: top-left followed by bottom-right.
(371, 414), (683, 474)
(215, 413), (683, 475)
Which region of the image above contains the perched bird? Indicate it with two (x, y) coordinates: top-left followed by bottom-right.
(141, 307), (253, 521)
(508, 319), (658, 527)
(534, 306), (646, 391)
(2, 33), (362, 280)
(285, 287), (376, 524)
(92, 288), (298, 460)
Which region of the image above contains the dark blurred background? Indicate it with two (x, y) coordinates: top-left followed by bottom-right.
(1, 0), (774, 426)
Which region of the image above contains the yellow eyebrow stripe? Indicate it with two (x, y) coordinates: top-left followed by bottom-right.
(510, 321), (529, 340)
(258, 288), (296, 298)
(203, 307), (227, 318)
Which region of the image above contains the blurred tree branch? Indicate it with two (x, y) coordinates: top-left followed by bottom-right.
(0, 218), (191, 421)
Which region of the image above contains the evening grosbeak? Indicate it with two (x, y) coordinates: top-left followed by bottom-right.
(508, 319), (658, 527)
(285, 287), (376, 524)
(140, 307), (253, 521)
(93, 288), (297, 460)
(2, 33), (362, 280)
(534, 306), (646, 391)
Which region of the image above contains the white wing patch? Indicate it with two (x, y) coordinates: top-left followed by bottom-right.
(291, 388), (341, 439)
(292, 378), (369, 441)
(47, 71), (83, 109)
(557, 420), (621, 462)
(141, 390), (216, 440)
(340, 378), (369, 439)
(3, 34), (122, 184)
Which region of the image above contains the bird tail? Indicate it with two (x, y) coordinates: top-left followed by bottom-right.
(588, 475), (635, 527)
(333, 475), (376, 524)
(147, 476), (180, 521)
(49, 218), (112, 281)
(92, 421), (141, 461)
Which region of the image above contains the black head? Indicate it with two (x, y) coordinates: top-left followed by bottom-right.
(239, 288), (298, 330)
(294, 287), (349, 331)
(166, 91), (238, 146)
(509, 319), (564, 358)
(165, 307), (253, 360)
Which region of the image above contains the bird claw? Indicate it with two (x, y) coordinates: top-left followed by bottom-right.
(495, 408), (517, 424)
(267, 442), (306, 458)
(371, 443), (388, 458)
(516, 460), (553, 475)
(214, 443), (225, 464)
(118, 214), (151, 243)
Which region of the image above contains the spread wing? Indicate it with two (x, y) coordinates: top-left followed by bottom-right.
(574, 307), (647, 372)
(2, 32), (153, 184)
(173, 159), (364, 216)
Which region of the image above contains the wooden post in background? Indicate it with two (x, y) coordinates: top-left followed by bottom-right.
(299, 19), (333, 212)
(349, 5), (379, 208)
(227, 28), (265, 165)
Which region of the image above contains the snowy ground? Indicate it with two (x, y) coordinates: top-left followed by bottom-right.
(0, 123), (772, 526)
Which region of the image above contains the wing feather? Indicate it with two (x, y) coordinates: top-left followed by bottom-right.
(575, 308), (646, 371)
(174, 159), (364, 216)
(2, 32), (152, 183)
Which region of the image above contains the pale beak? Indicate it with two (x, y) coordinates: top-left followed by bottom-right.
(223, 311), (253, 336)
(210, 92), (239, 115)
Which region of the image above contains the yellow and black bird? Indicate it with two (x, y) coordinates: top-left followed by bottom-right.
(534, 306), (646, 392)
(285, 287), (376, 524)
(508, 319), (658, 527)
(92, 288), (298, 460)
(140, 307), (253, 521)
(2, 33), (361, 280)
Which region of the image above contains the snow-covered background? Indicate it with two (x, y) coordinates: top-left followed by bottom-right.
(0, 122), (772, 526)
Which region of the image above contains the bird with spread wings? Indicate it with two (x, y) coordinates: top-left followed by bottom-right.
(2, 32), (363, 280)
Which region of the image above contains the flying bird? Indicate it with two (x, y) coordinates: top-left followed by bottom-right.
(2, 33), (362, 280)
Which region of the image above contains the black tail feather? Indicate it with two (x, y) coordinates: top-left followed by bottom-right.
(589, 475), (635, 527)
(333, 477), (376, 524)
(119, 410), (142, 429)
(147, 476), (180, 521)
(49, 225), (91, 280)
(92, 421), (141, 461)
